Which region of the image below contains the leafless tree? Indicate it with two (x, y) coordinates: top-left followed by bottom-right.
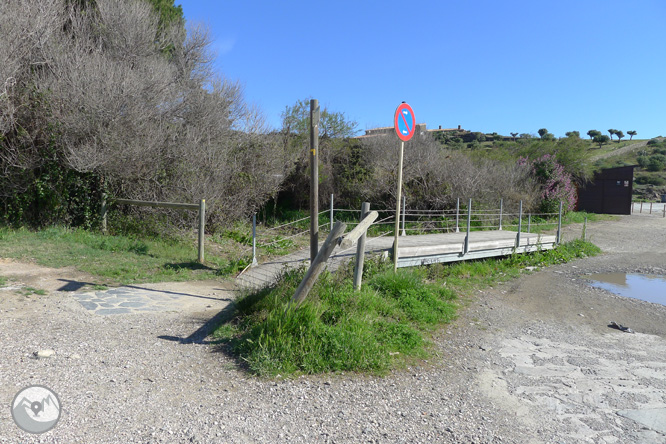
(1, 0), (290, 229)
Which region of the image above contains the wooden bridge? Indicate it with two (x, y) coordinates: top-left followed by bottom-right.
(237, 229), (557, 290)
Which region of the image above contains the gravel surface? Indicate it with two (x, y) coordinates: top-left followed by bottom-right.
(1, 213), (666, 443)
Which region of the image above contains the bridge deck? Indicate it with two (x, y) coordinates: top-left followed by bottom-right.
(237, 230), (556, 289)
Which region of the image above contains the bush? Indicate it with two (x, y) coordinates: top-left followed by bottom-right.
(519, 154), (577, 213)
(635, 175), (666, 186)
(647, 138), (661, 146)
(648, 154), (666, 172)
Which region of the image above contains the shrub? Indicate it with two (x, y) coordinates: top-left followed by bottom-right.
(648, 154), (666, 172)
(519, 154), (577, 213)
(635, 175), (666, 186)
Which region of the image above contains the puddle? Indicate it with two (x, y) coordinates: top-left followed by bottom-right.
(587, 273), (666, 306)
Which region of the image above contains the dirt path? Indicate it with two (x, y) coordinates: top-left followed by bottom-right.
(590, 138), (662, 161)
(0, 213), (665, 443)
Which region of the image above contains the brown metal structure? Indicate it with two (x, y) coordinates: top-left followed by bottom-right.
(577, 166), (634, 215)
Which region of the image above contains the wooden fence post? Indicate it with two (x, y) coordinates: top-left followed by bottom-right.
(101, 193), (108, 234)
(291, 221), (347, 308)
(198, 199), (205, 264)
(353, 202), (370, 291)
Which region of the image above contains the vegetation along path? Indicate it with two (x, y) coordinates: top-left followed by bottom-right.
(1, 213), (666, 442)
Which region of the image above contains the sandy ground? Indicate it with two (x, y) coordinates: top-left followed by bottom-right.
(0, 213), (665, 443)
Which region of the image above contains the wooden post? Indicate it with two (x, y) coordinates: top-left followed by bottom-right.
(556, 201), (563, 245)
(251, 213), (258, 267)
(198, 199), (205, 264)
(640, 202), (643, 213)
(353, 202), (370, 291)
(310, 99), (320, 264)
(455, 198), (460, 233)
(291, 221), (347, 308)
(650, 202), (653, 214)
(527, 212), (531, 234)
(516, 200), (523, 249)
(330, 194), (334, 231)
(393, 140), (405, 272)
(101, 193), (108, 234)
(663, 204), (665, 218)
(464, 199), (471, 254)
(499, 198), (503, 230)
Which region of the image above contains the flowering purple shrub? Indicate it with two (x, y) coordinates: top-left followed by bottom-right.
(518, 155), (577, 213)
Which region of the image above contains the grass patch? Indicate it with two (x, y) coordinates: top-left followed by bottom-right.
(18, 287), (48, 296)
(214, 239), (599, 377)
(0, 276), (7, 287)
(0, 226), (232, 285)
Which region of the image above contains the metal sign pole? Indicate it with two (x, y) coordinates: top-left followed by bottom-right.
(393, 140), (405, 272)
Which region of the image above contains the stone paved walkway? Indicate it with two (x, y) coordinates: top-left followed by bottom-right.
(70, 281), (234, 316)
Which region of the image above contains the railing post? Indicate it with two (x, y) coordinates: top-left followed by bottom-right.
(198, 199), (205, 264)
(499, 198), (503, 230)
(101, 192), (108, 234)
(464, 199), (471, 254)
(330, 194), (334, 231)
(650, 202), (653, 214)
(631, 201), (634, 214)
(527, 212), (531, 234)
(455, 198), (460, 233)
(401, 195), (406, 236)
(251, 213), (258, 267)
(582, 216), (587, 241)
(516, 200), (523, 249)
(556, 201), (563, 245)
(640, 202), (643, 213)
(353, 202), (370, 291)
(663, 204), (665, 218)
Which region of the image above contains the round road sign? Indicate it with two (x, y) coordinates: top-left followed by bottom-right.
(394, 102), (415, 142)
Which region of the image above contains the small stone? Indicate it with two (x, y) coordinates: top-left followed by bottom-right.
(34, 349), (55, 358)
(70, 353), (82, 359)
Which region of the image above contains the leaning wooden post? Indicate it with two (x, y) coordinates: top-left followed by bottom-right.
(455, 197), (460, 233)
(291, 221), (347, 308)
(101, 192), (108, 234)
(516, 200), (523, 249)
(499, 198), (503, 230)
(556, 201), (563, 245)
(353, 202), (370, 291)
(464, 199), (472, 254)
(198, 199), (205, 264)
(251, 213), (258, 267)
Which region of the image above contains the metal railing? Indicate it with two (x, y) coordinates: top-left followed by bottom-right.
(240, 196), (565, 271)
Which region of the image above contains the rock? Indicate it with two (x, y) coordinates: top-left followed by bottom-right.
(34, 349), (55, 358)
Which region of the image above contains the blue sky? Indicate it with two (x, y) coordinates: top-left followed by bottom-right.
(177, 0), (665, 138)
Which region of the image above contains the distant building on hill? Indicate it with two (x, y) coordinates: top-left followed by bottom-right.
(356, 124), (466, 139)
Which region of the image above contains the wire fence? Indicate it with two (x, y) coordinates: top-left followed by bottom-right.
(233, 196), (565, 272)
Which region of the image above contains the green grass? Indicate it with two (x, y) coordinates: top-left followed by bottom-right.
(0, 226), (233, 285)
(0, 275), (7, 287)
(18, 287), (48, 296)
(213, 239), (600, 377)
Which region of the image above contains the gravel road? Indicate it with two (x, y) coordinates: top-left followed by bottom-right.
(1, 213), (666, 443)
